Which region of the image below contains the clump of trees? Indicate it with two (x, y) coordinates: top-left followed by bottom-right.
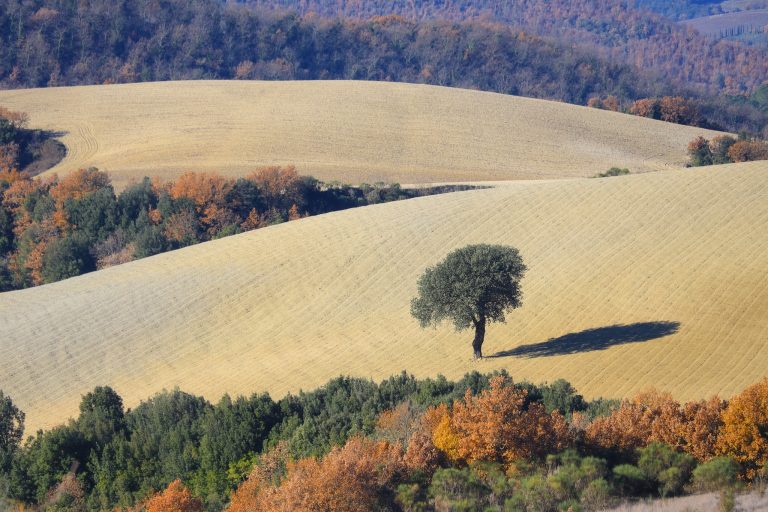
(0, 166), (474, 292)
(0, 107), (65, 178)
(628, 96), (702, 126)
(3, 373), (768, 511)
(687, 135), (768, 166)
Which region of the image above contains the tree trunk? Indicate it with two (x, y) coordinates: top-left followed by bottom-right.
(472, 316), (486, 359)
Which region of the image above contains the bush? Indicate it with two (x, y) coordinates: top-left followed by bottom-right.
(593, 167), (630, 178)
(693, 457), (739, 492)
(429, 467), (490, 511)
(509, 474), (560, 512)
(612, 464), (649, 496)
(637, 443), (696, 497)
(581, 478), (611, 511)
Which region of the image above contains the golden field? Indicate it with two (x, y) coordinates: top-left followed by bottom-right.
(1, 161), (767, 430)
(0, 80), (725, 189)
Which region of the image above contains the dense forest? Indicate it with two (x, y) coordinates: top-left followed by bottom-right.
(0, 0), (767, 134)
(1, 371), (768, 511)
(633, 0), (725, 21)
(243, 0), (768, 93)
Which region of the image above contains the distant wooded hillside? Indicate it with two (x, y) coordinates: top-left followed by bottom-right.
(243, 0), (768, 94)
(0, 0), (765, 133)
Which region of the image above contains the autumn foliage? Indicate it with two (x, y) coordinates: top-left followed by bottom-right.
(716, 378), (768, 478)
(584, 390), (724, 462)
(146, 480), (203, 512)
(8, 370), (768, 510)
(727, 140), (768, 163)
(435, 376), (572, 466)
(629, 96), (700, 126)
(229, 437), (409, 512)
(686, 135), (768, 166)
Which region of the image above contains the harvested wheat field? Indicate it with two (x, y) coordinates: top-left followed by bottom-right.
(2, 162), (768, 430)
(684, 9), (768, 35)
(0, 80), (725, 189)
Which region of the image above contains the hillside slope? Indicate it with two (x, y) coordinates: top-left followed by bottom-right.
(1, 163), (767, 430)
(0, 81), (723, 189)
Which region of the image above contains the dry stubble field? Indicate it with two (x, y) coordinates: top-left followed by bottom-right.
(1, 160), (767, 430)
(0, 80), (725, 189)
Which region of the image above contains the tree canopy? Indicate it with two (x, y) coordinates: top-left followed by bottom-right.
(411, 244), (526, 358)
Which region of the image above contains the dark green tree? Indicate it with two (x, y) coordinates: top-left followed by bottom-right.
(0, 118), (16, 145)
(0, 391), (24, 473)
(687, 136), (713, 167)
(64, 188), (119, 242)
(0, 205), (13, 255)
(77, 386), (125, 450)
(117, 178), (157, 231)
(411, 244), (526, 358)
(41, 234), (95, 283)
(133, 226), (168, 259)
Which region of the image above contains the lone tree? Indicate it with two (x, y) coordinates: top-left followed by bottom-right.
(411, 244), (526, 359)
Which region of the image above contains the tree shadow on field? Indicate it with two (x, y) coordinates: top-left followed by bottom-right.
(489, 321), (680, 359)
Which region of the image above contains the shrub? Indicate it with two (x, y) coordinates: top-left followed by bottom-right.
(593, 167), (630, 178)
(692, 457), (739, 492)
(429, 467), (489, 512)
(612, 464), (648, 496)
(509, 474), (559, 512)
(580, 478), (611, 510)
(637, 442), (695, 497)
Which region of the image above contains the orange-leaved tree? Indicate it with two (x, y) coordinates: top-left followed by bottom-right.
(585, 389), (724, 462)
(146, 480), (203, 512)
(231, 437), (408, 512)
(717, 378), (768, 478)
(434, 376), (572, 466)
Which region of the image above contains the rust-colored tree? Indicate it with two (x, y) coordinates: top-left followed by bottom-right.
(169, 172), (231, 211)
(585, 390), (677, 458)
(231, 437), (408, 512)
(585, 389), (724, 462)
(248, 166), (302, 212)
(436, 376), (572, 466)
(717, 378), (768, 478)
(727, 140), (768, 163)
(629, 98), (660, 119)
(49, 168), (111, 205)
(146, 480), (203, 512)
(228, 441), (291, 512)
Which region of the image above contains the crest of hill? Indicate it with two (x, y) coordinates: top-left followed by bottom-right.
(0, 80), (724, 190)
(1, 163), (767, 431)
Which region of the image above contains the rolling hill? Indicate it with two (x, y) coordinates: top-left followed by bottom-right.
(0, 80), (724, 190)
(1, 162), (767, 431)
(684, 9), (768, 36)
